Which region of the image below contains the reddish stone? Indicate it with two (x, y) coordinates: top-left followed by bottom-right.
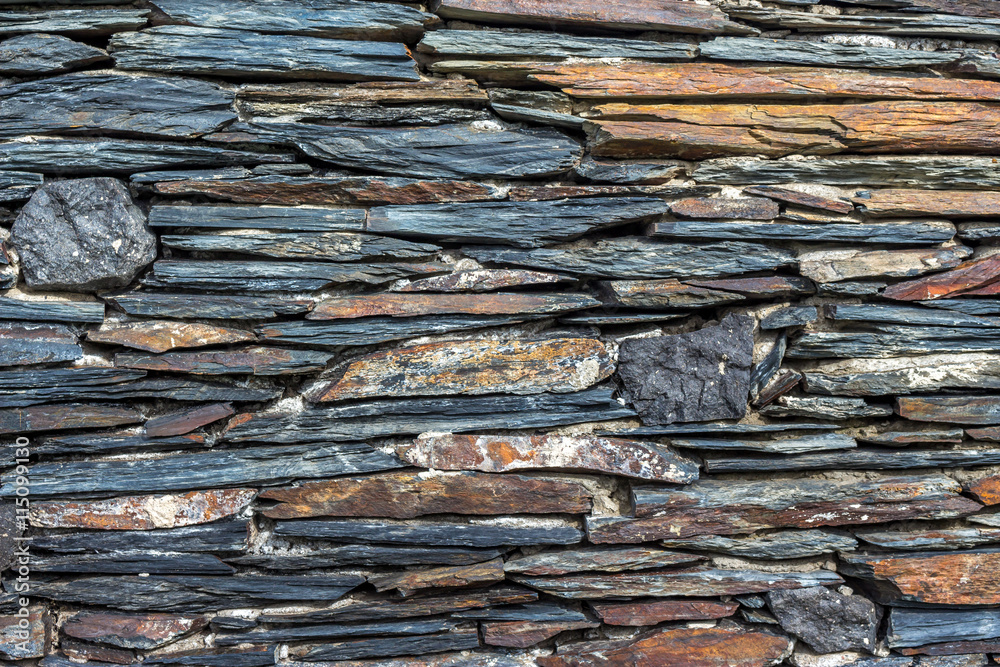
(308, 292), (598, 319)
(30, 488), (256, 530)
(0, 607), (46, 659)
(144, 403), (235, 437)
(368, 558), (505, 596)
(896, 396), (1000, 424)
(482, 619), (599, 648)
(670, 196), (779, 220)
(967, 475), (1000, 506)
(0, 403), (142, 435)
(744, 185), (854, 214)
(854, 189), (1000, 217)
(88, 320), (255, 353)
(840, 550), (1000, 605)
(391, 269), (568, 293)
(883, 255), (1000, 301)
(590, 599), (739, 626)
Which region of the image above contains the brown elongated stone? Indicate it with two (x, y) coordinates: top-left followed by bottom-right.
(368, 558), (505, 596)
(670, 196), (779, 220)
(537, 626), (792, 667)
(87, 320), (255, 353)
(684, 276), (814, 297)
(62, 612), (207, 650)
(855, 190), (1000, 217)
(799, 246), (973, 283)
(391, 269), (568, 293)
(590, 599), (738, 626)
(537, 62), (1000, 100)
(503, 547), (704, 576)
(744, 185), (853, 214)
(260, 471), (592, 519)
(398, 433), (699, 483)
(599, 279), (745, 309)
(152, 174), (504, 206)
(0, 403), (142, 435)
(0, 321), (81, 366)
(965, 281), (1000, 296)
(482, 619), (599, 648)
(433, 0), (749, 34)
(0, 607), (46, 660)
(29, 489), (256, 530)
(116, 345), (332, 376)
(884, 255), (1000, 301)
(315, 337), (613, 402)
(840, 550), (1000, 605)
(61, 638), (134, 664)
(308, 293), (598, 320)
(968, 475), (1000, 505)
(897, 396), (1000, 424)
(144, 403), (235, 437)
(587, 102), (1000, 159)
(587, 473), (979, 541)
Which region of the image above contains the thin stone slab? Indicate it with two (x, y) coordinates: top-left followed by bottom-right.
(32, 552), (236, 576)
(0, 403), (142, 436)
(804, 353), (1000, 396)
(0, 9), (149, 36)
(148, 205), (365, 231)
(920, 299), (1000, 315)
(669, 432), (856, 454)
(661, 529), (857, 559)
(801, 246), (973, 283)
(464, 238), (796, 279)
(648, 220), (955, 244)
(398, 433), (699, 483)
(0, 322), (81, 366)
(149, 0), (432, 41)
(855, 190), (1000, 217)
(855, 527), (1000, 551)
(896, 396), (1000, 424)
(503, 546), (704, 576)
(788, 326), (1000, 359)
(368, 197), (666, 247)
(760, 396), (893, 420)
(0, 170), (42, 201)
(369, 559), (506, 596)
(418, 29), (697, 60)
(0, 137), (293, 174)
(0, 72), (234, 139)
(702, 447), (1000, 473)
(726, 7), (1000, 38)
(597, 279), (745, 309)
(222, 386), (635, 442)
(761, 306), (818, 330)
(887, 608), (1000, 649)
(160, 231), (440, 261)
(88, 320), (255, 353)
(589, 599), (738, 626)
(0, 376), (281, 408)
(114, 346), (332, 375)
(0, 443), (403, 496)
(30, 520), (249, 553)
(229, 545), (505, 571)
(701, 36), (962, 68)
(826, 304), (1000, 329)
(840, 549), (1000, 605)
(308, 293), (598, 319)
(274, 517), (583, 547)
(110, 26), (419, 81)
(884, 255), (1000, 302)
(105, 292), (313, 319)
(216, 619), (459, 647)
(62, 611), (207, 650)
(391, 269), (569, 293)
(0, 297), (103, 322)
(0, 32), (108, 74)
(291, 626), (481, 662)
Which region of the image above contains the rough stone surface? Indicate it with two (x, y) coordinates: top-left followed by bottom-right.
(768, 586), (880, 654)
(12, 178), (156, 291)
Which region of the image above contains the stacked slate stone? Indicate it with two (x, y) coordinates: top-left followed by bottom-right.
(2, 0), (1000, 665)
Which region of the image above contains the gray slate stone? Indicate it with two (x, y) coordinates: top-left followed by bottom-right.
(418, 29), (698, 60)
(701, 36), (962, 68)
(0, 32), (108, 74)
(0, 8), (149, 36)
(12, 177), (156, 291)
(0, 502), (19, 570)
(768, 586), (880, 654)
(619, 313), (753, 425)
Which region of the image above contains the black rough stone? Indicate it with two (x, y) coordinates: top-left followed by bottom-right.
(768, 586), (880, 654)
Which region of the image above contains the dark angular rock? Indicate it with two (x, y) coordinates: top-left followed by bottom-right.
(149, 0), (433, 41)
(110, 26), (419, 81)
(12, 178), (156, 291)
(0, 322), (81, 366)
(0, 8), (149, 36)
(148, 205), (365, 231)
(768, 586), (880, 654)
(464, 238), (796, 279)
(0, 32), (107, 74)
(619, 313), (753, 424)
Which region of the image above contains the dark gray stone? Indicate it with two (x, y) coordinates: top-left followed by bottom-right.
(701, 36), (962, 68)
(0, 170), (42, 201)
(11, 178), (156, 291)
(661, 530), (857, 560)
(0, 502), (19, 571)
(618, 314), (753, 425)
(274, 518), (583, 547)
(887, 608), (1000, 648)
(647, 220), (956, 244)
(0, 32), (108, 74)
(160, 231), (440, 261)
(768, 586), (880, 654)
(418, 29), (698, 60)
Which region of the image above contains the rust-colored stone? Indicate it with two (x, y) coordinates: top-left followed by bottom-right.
(260, 471), (592, 519)
(30, 488), (256, 530)
(482, 619), (599, 648)
(0, 403), (142, 435)
(590, 599), (738, 626)
(840, 550), (1000, 605)
(398, 433), (699, 483)
(0, 607), (46, 660)
(144, 403), (235, 437)
(61, 637), (135, 664)
(368, 558), (505, 596)
(854, 189), (1000, 217)
(670, 196), (778, 219)
(315, 337), (614, 402)
(153, 176), (503, 206)
(88, 320), (255, 354)
(744, 185), (854, 214)
(62, 612), (207, 650)
(433, 0), (746, 34)
(883, 255), (1000, 301)
(896, 396), (1000, 424)
(535, 62), (1000, 100)
(967, 475), (1000, 505)
(537, 626), (792, 667)
(391, 269), (568, 293)
(587, 102), (1000, 159)
(308, 292), (599, 320)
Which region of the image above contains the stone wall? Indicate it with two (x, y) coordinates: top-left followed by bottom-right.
(1, 0), (999, 665)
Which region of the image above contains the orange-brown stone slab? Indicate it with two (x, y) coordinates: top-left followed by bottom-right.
(590, 599), (739, 626)
(87, 320), (255, 353)
(854, 190), (1000, 217)
(967, 475), (1000, 505)
(896, 396), (1000, 424)
(368, 558), (505, 596)
(308, 292), (599, 320)
(745, 185), (854, 214)
(537, 625), (792, 666)
(260, 471), (592, 519)
(30, 488), (257, 530)
(670, 196), (778, 219)
(315, 337), (614, 402)
(62, 611), (207, 650)
(482, 619), (599, 648)
(144, 403), (235, 437)
(840, 550), (1000, 605)
(883, 255), (1000, 301)
(398, 433), (699, 483)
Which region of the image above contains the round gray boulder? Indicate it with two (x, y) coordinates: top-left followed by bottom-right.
(12, 177), (156, 291)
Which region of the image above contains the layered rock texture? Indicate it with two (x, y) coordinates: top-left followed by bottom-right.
(0, 0), (999, 665)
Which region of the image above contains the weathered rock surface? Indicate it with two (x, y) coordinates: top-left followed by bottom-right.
(883, 255), (1000, 301)
(660, 529), (857, 559)
(589, 599), (738, 626)
(308, 293), (598, 319)
(618, 314), (753, 424)
(648, 220), (956, 244)
(62, 611), (207, 650)
(0, 322), (81, 366)
(503, 546), (704, 576)
(391, 269), (568, 293)
(0, 9), (149, 35)
(855, 526), (1000, 551)
(160, 231), (440, 261)
(0, 403), (142, 435)
(115, 346), (333, 375)
(105, 293), (313, 319)
(0, 33), (108, 74)
(896, 396), (1000, 424)
(887, 608), (1000, 649)
(88, 320), (256, 353)
(804, 353), (1000, 396)
(418, 29), (697, 60)
(768, 587), (880, 654)
(370, 558), (506, 596)
(701, 36), (962, 69)
(12, 178), (156, 291)
(149, 204), (365, 231)
(840, 550), (1000, 605)
(802, 245), (972, 286)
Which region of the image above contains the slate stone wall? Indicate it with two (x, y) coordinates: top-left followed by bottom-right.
(0, 0), (999, 665)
